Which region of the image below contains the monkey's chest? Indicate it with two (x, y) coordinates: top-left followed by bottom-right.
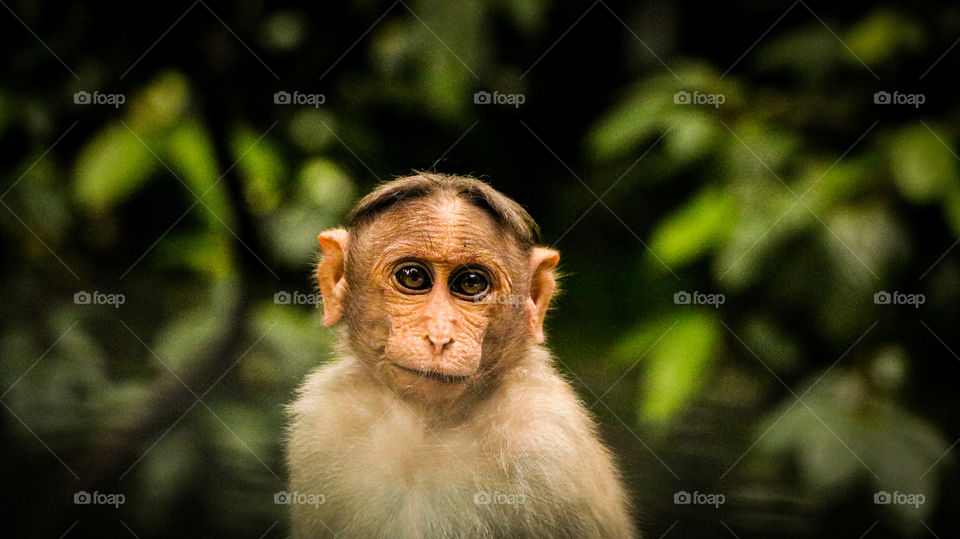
(321, 420), (527, 533)
(342, 420), (498, 487)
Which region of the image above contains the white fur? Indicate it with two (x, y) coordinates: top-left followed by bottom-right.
(287, 348), (635, 538)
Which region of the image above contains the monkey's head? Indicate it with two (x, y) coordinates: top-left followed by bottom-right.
(315, 173), (559, 402)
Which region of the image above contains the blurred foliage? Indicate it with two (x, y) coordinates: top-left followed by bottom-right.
(1, 0), (959, 538)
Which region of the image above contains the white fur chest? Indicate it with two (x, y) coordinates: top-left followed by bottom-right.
(290, 380), (523, 536)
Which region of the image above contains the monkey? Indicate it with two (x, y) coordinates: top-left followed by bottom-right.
(286, 173), (636, 538)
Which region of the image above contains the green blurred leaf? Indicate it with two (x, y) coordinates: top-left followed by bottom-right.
(164, 121), (232, 228)
(741, 318), (801, 375)
(888, 124), (958, 203)
(261, 10), (307, 51)
(73, 123), (158, 213)
(823, 201), (907, 283)
(264, 204), (331, 267)
(649, 184), (738, 268)
(15, 157), (71, 240)
(252, 303), (334, 379)
(757, 25), (840, 76)
(232, 126), (286, 215)
(127, 71), (191, 134)
(665, 110), (722, 163)
(761, 373), (868, 495)
(288, 109), (337, 153)
(761, 370), (948, 528)
(868, 402), (944, 528)
(164, 122), (220, 194)
(713, 177), (799, 289)
(150, 282), (239, 369)
(845, 10), (924, 66)
(135, 430), (200, 530)
(155, 231), (235, 279)
(297, 158), (355, 212)
(417, 0), (483, 118)
(588, 80), (673, 161)
(800, 154), (876, 212)
(629, 311), (720, 423)
(264, 159), (355, 266)
(723, 119), (800, 175)
(498, 0), (545, 34)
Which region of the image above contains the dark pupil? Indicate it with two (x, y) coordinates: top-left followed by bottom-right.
(457, 272), (486, 295)
(399, 267), (428, 289)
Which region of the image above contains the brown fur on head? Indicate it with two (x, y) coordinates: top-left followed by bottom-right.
(315, 173), (559, 402)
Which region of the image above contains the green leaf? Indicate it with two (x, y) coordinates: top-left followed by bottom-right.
(888, 124), (958, 203)
(134, 429), (200, 530)
(666, 110), (721, 163)
(155, 231), (235, 280)
(757, 25), (840, 76)
(649, 184), (738, 268)
(261, 10), (307, 52)
(127, 71), (190, 134)
(723, 120), (800, 174)
(264, 159), (355, 266)
(760, 369), (949, 525)
(232, 126), (286, 215)
(635, 311), (720, 423)
(845, 10), (924, 66)
(588, 83), (672, 161)
(73, 123), (158, 213)
(588, 64), (735, 162)
(297, 158), (355, 212)
(499, 0), (545, 34)
(164, 121), (232, 228)
(800, 154), (876, 213)
(823, 201), (906, 284)
(288, 109), (337, 153)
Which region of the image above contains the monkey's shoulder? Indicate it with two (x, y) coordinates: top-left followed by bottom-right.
(287, 358), (387, 440)
(479, 360), (605, 459)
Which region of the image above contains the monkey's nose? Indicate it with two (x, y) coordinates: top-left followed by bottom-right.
(426, 334), (452, 354)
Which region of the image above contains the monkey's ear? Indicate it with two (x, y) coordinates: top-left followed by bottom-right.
(317, 229), (349, 326)
(526, 247), (560, 343)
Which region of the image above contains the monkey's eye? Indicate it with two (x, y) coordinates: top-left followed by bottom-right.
(395, 265), (433, 292)
(450, 269), (490, 299)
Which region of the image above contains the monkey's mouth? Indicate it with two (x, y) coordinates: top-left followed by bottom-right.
(392, 364), (470, 383)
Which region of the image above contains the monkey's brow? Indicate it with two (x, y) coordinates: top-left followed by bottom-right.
(378, 243), (504, 266)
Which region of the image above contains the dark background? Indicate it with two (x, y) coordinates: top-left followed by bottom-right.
(1, 0), (959, 537)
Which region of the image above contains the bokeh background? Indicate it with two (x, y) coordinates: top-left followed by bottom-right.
(2, 0), (959, 537)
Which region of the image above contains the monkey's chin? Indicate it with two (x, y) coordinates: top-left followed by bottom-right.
(387, 363), (475, 401)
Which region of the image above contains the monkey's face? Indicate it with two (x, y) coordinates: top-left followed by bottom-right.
(343, 198), (530, 401)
